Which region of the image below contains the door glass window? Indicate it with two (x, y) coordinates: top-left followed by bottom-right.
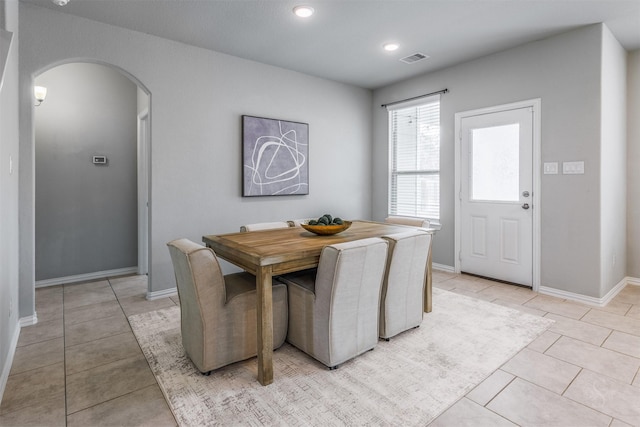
(470, 124), (519, 202)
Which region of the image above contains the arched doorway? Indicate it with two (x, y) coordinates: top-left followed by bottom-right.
(33, 61), (150, 287)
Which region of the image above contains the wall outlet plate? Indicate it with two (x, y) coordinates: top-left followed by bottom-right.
(563, 161), (584, 174)
(543, 162), (558, 174)
(92, 155), (108, 165)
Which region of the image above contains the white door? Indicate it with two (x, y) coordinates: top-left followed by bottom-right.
(460, 107), (533, 286)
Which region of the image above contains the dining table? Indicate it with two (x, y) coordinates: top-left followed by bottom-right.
(202, 219), (435, 386)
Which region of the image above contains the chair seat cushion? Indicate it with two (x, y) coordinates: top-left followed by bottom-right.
(277, 268), (317, 294)
(224, 272), (259, 303)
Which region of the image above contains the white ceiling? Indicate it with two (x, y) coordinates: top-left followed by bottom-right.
(21, 0), (640, 89)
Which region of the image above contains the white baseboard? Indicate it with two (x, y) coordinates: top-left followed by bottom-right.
(147, 287), (177, 301)
(432, 263), (455, 273)
(35, 266), (138, 288)
(19, 313), (38, 327)
(539, 276), (635, 307)
(0, 322), (20, 405)
(628, 276), (640, 286)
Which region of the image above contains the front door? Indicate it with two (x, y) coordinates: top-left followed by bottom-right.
(459, 107), (533, 286)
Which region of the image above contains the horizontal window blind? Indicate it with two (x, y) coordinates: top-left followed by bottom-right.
(389, 95), (440, 219)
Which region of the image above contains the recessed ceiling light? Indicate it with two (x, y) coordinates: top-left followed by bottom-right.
(293, 5), (314, 18)
(52, 0), (69, 5)
(383, 43), (399, 52)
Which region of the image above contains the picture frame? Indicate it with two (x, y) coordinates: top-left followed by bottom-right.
(242, 115), (309, 196)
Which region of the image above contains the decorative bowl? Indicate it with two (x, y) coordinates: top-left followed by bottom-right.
(301, 221), (352, 236)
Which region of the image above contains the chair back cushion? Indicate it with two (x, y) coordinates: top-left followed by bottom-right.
(288, 218), (312, 227)
(240, 221), (291, 232)
(167, 238), (226, 368)
(380, 231), (432, 338)
(314, 237), (389, 366)
(384, 215), (430, 228)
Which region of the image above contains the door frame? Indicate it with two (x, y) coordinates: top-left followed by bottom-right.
(137, 108), (150, 275)
(454, 99), (541, 291)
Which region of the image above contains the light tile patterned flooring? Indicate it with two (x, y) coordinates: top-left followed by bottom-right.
(1, 272), (639, 426)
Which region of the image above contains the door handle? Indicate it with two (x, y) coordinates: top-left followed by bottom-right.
(522, 203), (530, 210)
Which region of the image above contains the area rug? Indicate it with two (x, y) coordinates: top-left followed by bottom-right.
(129, 288), (553, 426)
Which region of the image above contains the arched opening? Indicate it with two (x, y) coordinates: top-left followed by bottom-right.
(33, 61), (150, 289)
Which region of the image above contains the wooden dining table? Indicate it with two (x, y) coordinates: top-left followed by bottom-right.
(202, 220), (434, 385)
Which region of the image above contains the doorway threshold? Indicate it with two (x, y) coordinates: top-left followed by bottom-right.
(461, 272), (532, 289)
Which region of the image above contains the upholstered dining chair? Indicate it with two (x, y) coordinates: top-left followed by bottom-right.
(167, 238), (288, 374)
(277, 237), (389, 369)
(287, 218), (315, 227)
(384, 215), (430, 228)
(379, 230), (432, 340)
(240, 221), (292, 232)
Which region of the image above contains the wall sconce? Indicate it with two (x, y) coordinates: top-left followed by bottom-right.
(34, 85), (47, 106)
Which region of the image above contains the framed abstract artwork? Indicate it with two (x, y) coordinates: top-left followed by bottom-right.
(242, 115), (309, 196)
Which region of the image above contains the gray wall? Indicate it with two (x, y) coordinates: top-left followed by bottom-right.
(34, 62), (138, 281)
(372, 24), (614, 298)
(18, 3), (373, 317)
(13, 3), (637, 326)
(628, 49), (640, 278)
(599, 26), (628, 295)
(0, 0), (19, 398)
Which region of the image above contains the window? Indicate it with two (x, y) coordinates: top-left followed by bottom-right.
(470, 124), (520, 202)
(388, 95), (440, 220)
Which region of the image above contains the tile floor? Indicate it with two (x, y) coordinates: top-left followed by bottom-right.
(0, 275), (178, 426)
(430, 271), (640, 427)
(1, 272), (639, 426)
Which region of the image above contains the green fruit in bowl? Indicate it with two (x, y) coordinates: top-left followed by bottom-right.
(308, 214), (346, 227)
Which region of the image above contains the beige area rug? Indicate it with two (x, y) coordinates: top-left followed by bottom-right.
(129, 289), (553, 426)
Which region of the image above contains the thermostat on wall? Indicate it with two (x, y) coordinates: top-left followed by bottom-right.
(92, 155), (108, 165)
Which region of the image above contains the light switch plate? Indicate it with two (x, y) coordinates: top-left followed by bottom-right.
(543, 162), (558, 174)
(563, 161), (584, 174)
(92, 155), (108, 165)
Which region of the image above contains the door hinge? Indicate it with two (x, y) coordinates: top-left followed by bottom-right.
(458, 251), (462, 262)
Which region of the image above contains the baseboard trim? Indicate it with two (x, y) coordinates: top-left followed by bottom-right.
(147, 287), (177, 301)
(0, 322), (20, 405)
(432, 263), (455, 273)
(628, 276), (640, 286)
(539, 276), (634, 307)
(35, 266), (138, 288)
(19, 314), (38, 327)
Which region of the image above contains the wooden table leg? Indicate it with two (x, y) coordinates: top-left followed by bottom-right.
(424, 237), (433, 313)
(256, 265), (274, 385)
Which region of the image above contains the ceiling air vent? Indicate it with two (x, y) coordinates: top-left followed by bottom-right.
(400, 53), (429, 64)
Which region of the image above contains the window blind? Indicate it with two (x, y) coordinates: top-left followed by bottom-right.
(388, 95), (440, 219)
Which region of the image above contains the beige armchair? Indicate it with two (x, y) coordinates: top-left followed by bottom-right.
(167, 238), (288, 374)
(379, 231), (432, 340)
(240, 221), (292, 232)
(278, 238), (389, 369)
(384, 215), (430, 228)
